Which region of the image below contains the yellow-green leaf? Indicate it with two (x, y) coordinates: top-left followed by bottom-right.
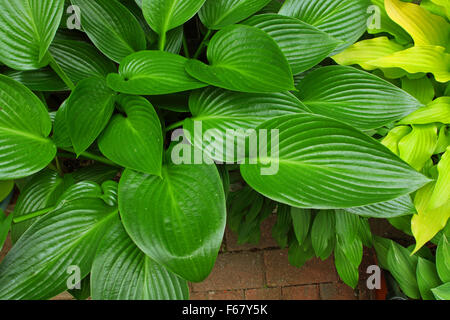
(428, 147), (450, 210)
(399, 97), (450, 125)
(382, 126), (412, 155)
(401, 77), (435, 105)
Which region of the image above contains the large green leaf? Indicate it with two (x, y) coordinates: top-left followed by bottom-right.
(185, 25), (295, 93)
(98, 95), (163, 175)
(436, 235), (450, 283)
(182, 87), (308, 163)
(0, 0), (64, 70)
(344, 195), (416, 218)
(240, 114), (429, 209)
(49, 39), (117, 84)
(0, 75), (56, 179)
(91, 217), (189, 300)
(142, 0), (206, 36)
(279, 0), (370, 53)
(66, 78), (117, 155)
(199, 0), (271, 29)
(242, 14), (341, 74)
(107, 51), (207, 95)
(295, 66), (423, 130)
(70, 0), (146, 63)
(416, 258), (442, 300)
(119, 164), (226, 282)
(0, 181), (118, 300)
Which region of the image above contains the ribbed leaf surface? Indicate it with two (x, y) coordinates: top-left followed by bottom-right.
(345, 195), (416, 218)
(5, 68), (68, 92)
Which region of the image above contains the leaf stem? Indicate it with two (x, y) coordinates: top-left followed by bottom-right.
(193, 29), (212, 59)
(47, 52), (75, 91)
(159, 31), (167, 51)
(13, 206), (56, 224)
(165, 120), (184, 132)
(182, 34), (190, 58)
(59, 147), (121, 168)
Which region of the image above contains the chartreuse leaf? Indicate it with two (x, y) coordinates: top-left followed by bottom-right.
(49, 39), (117, 84)
(0, 208), (13, 250)
(436, 235), (450, 282)
(0, 75), (56, 179)
(295, 66), (422, 130)
(345, 195), (416, 218)
(334, 242), (359, 289)
(417, 258), (442, 300)
(91, 217), (188, 300)
(279, 0), (370, 53)
(398, 124), (438, 171)
(428, 0), (450, 19)
(182, 87), (307, 163)
(399, 97), (450, 125)
(5, 68), (68, 92)
(385, 0), (450, 48)
(119, 164), (226, 282)
(10, 169), (69, 243)
(401, 77), (435, 105)
(66, 78), (117, 155)
(311, 210), (335, 260)
(199, 0), (271, 29)
(428, 147), (450, 210)
(382, 126), (412, 155)
(70, 0), (146, 63)
(0, 0), (64, 70)
(98, 95), (163, 176)
(369, 46), (450, 83)
(291, 208), (311, 247)
(107, 51), (206, 95)
(240, 114), (429, 209)
(0, 181), (118, 300)
(142, 0), (206, 36)
(185, 25), (294, 93)
(0, 180), (14, 203)
(387, 241), (420, 299)
(432, 282), (450, 300)
(242, 14), (341, 74)
(436, 126), (450, 154)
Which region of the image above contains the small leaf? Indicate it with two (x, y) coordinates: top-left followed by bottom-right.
(98, 95), (163, 175)
(52, 100), (72, 148)
(345, 195), (416, 218)
(0, 180), (14, 203)
(335, 210), (360, 243)
(427, 147), (450, 210)
(0, 75), (56, 179)
(334, 242), (359, 289)
(311, 210), (335, 260)
(185, 25), (294, 93)
(107, 51), (207, 95)
(416, 258), (442, 300)
(272, 204), (292, 249)
(431, 282), (450, 300)
(91, 217), (189, 300)
(66, 77), (117, 155)
(436, 235), (450, 282)
(291, 207), (311, 246)
(373, 236), (392, 270)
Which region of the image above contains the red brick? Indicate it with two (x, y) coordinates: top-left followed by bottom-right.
(51, 292), (74, 300)
(191, 252), (264, 292)
(190, 291), (209, 300)
(358, 248), (377, 300)
(245, 287), (281, 300)
(319, 283), (357, 300)
(208, 290), (244, 300)
(369, 219), (413, 242)
(282, 285), (320, 300)
(264, 250), (338, 287)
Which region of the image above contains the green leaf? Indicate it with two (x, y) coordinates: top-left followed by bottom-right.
(401, 77), (435, 105)
(279, 0), (370, 53)
(387, 241), (420, 299)
(431, 282), (450, 300)
(334, 242), (359, 289)
(68, 275), (91, 300)
(107, 51), (206, 95)
(242, 14), (340, 75)
(240, 114), (429, 209)
(52, 100), (72, 148)
(142, 0), (206, 35)
(373, 236), (392, 270)
(182, 86), (308, 163)
(291, 207), (311, 246)
(0, 75), (56, 179)
(288, 236), (315, 268)
(5, 68), (68, 92)
(98, 95), (163, 175)
(337, 235), (363, 268)
(0, 209), (13, 251)
(0, 181), (118, 300)
(436, 235), (450, 283)
(416, 258), (442, 300)
(382, 126), (412, 155)
(185, 25), (294, 93)
(335, 210), (360, 243)
(66, 77), (117, 155)
(0, 180), (14, 203)
(295, 66), (423, 130)
(119, 164), (226, 282)
(311, 210), (335, 260)
(272, 204), (292, 249)
(0, 0), (64, 70)
(49, 39), (117, 84)
(91, 217), (189, 300)
(71, 0), (146, 63)
(345, 195), (416, 218)
(399, 97), (450, 125)
(199, 0), (271, 29)
(72, 164), (119, 185)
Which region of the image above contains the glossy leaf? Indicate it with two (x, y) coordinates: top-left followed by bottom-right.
(436, 235), (450, 282)
(425, 146), (450, 210)
(240, 114), (429, 209)
(52, 100), (72, 148)
(107, 51), (206, 95)
(334, 242), (359, 289)
(373, 236), (392, 270)
(185, 25), (295, 93)
(382, 126), (412, 155)
(401, 77), (435, 105)
(71, 0), (146, 63)
(119, 164), (226, 282)
(295, 66), (423, 130)
(291, 208), (311, 247)
(311, 210), (335, 260)
(399, 97), (450, 125)
(0, 75), (56, 179)
(242, 14), (341, 74)
(98, 95), (163, 175)
(0, 0), (64, 70)
(91, 217), (189, 300)
(5, 68), (68, 92)
(66, 78), (117, 155)
(345, 195), (416, 218)
(432, 282), (450, 300)
(416, 258), (442, 300)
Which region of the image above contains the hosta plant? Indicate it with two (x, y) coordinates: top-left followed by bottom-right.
(0, 0), (447, 300)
